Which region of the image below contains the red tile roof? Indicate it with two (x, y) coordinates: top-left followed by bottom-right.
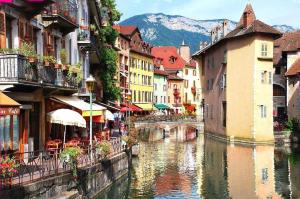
(286, 58), (300, 76)
(152, 47), (186, 70)
(154, 69), (169, 76)
(186, 59), (197, 68)
(112, 25), (138, 37)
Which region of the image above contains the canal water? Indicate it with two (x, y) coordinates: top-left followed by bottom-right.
(96, 125), (300, 199)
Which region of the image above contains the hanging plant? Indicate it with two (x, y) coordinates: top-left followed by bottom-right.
(60, 147), (82, 179)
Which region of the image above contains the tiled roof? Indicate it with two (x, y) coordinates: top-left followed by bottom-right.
(225, 20), (281, 39)
(152, 47), (186, 70)
(274, 30), (300, 66)
(168, 74), (183, 80)
(286, 58), (300, 76)
(154, 69), (169, 76)
(112, 25), (137, 37)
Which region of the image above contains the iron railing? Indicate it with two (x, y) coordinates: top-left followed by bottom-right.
(0, 54), (78, 89)
(44, 0), (78, 24)
(0, 137), (125, 190)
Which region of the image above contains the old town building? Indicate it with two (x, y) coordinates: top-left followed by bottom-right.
(193, 4), (281, 143)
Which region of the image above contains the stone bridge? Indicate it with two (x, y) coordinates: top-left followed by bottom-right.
(134, 120), (204, 132)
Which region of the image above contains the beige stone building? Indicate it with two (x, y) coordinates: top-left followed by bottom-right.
(193, 4), (281, 143)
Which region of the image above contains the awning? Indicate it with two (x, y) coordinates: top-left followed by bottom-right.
(105, 110), (114, 121)
(154, 104), (170, 110)
(0, 92), (20, 106)
(135, 103), (153, 111)
(51, 96), (106, 117)
(120, 104), (142, 112)
(47, 109), (86, 128)
(0, 92), (20, 116)
(96, 102), (120, 111)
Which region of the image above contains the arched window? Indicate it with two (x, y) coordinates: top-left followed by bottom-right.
(273, 84), (285, 96)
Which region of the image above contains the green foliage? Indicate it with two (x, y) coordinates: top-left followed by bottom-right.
(99, 26), (119, 44)
(60, 49), (67, 65)
(96, 140), (112, 157)
(101, 0), (122, 23)
(19, 42), (37, 58)
(0, 48), (19, 54)
(42, 56), (56, 63)
(121, 135), (136, 148)
(60, 147), (82, 178)
(67, 62), (83, 84)
(285, 118), (300, 134)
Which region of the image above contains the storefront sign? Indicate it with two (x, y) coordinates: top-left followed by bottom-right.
(0, 107), (20, 115)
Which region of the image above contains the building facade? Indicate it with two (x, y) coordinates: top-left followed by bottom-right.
(167, 75), (184, 114)
(274, 30), (300, 120)
(193, 4), (281, 143)
(113, 25), (131, 104)
(0, 0), (100, 153)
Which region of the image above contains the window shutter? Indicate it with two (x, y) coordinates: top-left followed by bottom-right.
(43, 31), (48, 55)
(19, 19), (25, 47)
(0, 11), (6, 49)
(26, 23), (33, 42)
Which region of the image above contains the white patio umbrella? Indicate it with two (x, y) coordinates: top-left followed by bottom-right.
(47, 109), (86, 145)
(105, 110), (115, 121)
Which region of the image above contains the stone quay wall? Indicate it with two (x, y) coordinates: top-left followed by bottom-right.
(0, 152), (131, 199)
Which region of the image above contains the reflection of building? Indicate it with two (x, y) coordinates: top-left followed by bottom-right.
(227, 145), (282, 199)
(193, 4), (281, 143)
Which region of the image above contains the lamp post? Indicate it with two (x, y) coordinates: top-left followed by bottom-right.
(86, 75), (96, 149)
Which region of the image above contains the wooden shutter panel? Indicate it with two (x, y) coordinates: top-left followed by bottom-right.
(19, 19), (25, 47)
(0, 11), (6, 49)
(25, 23), (33, 43)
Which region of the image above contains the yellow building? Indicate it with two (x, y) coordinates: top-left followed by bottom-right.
(193, 4), (281, 143)
(130, 50), (154, 111)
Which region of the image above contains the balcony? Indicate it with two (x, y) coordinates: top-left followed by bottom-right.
(10, 0), (55, 18)
(77, 29), (91, 48)
(120, 64), (129, 73)
(42, 0), (78, 35)
(0, 54), (78, 90)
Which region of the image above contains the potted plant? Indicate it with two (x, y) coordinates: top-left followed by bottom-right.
(60, 147), (82, 179)
(60, 48), (68, 69)
(95, 140), (112, 159)
(19, 42), (37, 64)
(89, 24), (96, 32)
(43, 56), (56, 67)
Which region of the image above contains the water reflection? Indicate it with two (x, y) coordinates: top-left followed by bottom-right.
(97, 126), (300, 199)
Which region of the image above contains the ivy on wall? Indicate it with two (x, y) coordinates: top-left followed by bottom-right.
(94, 0), (122, 102)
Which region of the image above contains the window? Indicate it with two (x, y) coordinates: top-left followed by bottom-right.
(193, 70), (196, 76)
(185, 93), (188, 103)
(268, 72), (272, 84)
(154, 96), (157, 103)
(273, 85), (285, 96)
(154, 83), (157, 91)
(260, 105), (267, 118)
(220, 73), (226, 89)
(184, 80), (189, 88)
(261, 71), (267, 84)
(275, 67), (281, 75)
(185, 69), (188, 75)
(262, 168), (268, 182)
(193, 80), (196, 87)
(0, 115), (19, 151)
(223, 102), (227, 127)
(133, 91), (136, 102)
(160, 96), (163, 103)
(223, 50), (227, 63)
(163, 85), (167, 91)
(261, 43), (268, 57)
(168, 96), (170, 103)
(164, 96), (166, 103)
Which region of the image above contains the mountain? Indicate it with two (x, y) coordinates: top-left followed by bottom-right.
(272, 25), (296, 33)
(120, 13), (296, 53)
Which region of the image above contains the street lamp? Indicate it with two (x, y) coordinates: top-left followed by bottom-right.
(86, 75), (96, 148)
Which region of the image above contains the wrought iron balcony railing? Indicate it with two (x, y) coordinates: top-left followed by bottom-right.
(0, 54), (78, 89)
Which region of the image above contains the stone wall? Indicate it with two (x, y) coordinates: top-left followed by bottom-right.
(0, 152), (130, 199)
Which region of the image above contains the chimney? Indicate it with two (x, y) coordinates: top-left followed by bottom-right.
(223, 20), (228, 37)
(239, 4), (256, 28)
(211, 28), (216, 44)
(179, 41), (191, 62)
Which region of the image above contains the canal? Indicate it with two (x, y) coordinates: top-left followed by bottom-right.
(96, 125), (300, 199)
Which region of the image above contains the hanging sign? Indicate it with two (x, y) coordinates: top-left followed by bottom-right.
(0, 107), (20, 116)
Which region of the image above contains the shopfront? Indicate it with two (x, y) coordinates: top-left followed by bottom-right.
(0, 92), (20, 153)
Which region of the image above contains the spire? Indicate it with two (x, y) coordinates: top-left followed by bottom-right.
(238, 3), (256, 28)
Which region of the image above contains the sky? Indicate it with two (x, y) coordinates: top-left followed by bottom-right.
(116, 0), (300, 28)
